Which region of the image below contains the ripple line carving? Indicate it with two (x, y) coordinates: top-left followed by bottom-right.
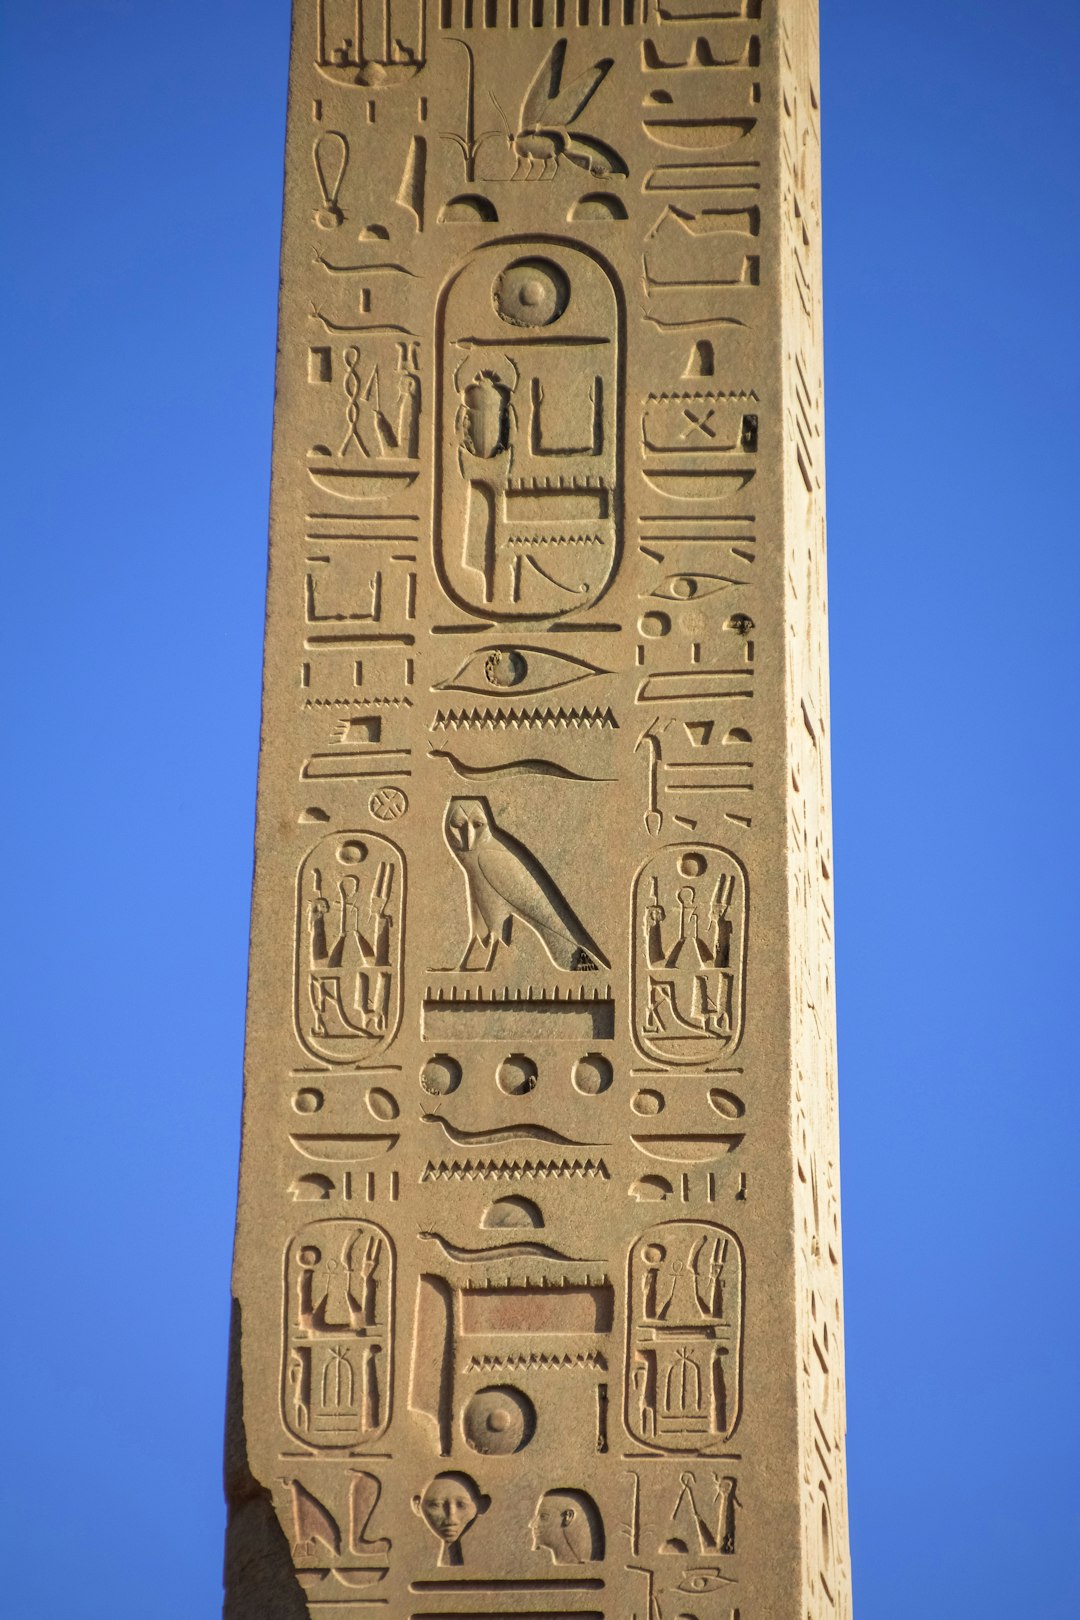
(312, 249), (417, 277)
(421, 1111), (605, 1148)
(465, 1350), (607, 1373)
(419, 1232), (598, 1263)
(641, 309), (746, 331)
(308, 303), (416, 336)
(431, 704), (618, 732)
(429, 748), (615, 784)
(421, 1157), (610, 1183)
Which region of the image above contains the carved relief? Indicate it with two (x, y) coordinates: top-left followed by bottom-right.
(314, 0), (425, 89)
(408, 1246), (614, 1492)
(435, 241), (621, 619)
(307, 340), (421, 502)
(313, 132), (349, 229)
(462, 1384), (536, 1453)
(431, 702), (617, 733)
(632, 845), (747, 1064)
(530, 1488), (605, 1561)
(435, 645), (608, 697)
(642, 390), (758, 455)
(644, 206), (760, 293)
(295, 831), (405, 1064)
(626, 1220), (743, 1452)
(282, 1218), (394, 1447)
(635, 714), (754, 833)
(413, 1471), (489, 1565)
(283, 1468), (391, 1596)
(627, 1464), (743, 1620)
(443, 36), (626, 183)
(231, 3), (849, 1614)
(444, 796), (609, 972)
(483, 39), (626, 181)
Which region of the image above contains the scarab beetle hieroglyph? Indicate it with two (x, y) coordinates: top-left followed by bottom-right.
(454, 356), (519, 467)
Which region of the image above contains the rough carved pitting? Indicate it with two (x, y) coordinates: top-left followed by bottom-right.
(228, 3), (849, 1615)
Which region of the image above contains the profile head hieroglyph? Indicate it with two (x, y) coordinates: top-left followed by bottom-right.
(529, 1488), (604, 1564)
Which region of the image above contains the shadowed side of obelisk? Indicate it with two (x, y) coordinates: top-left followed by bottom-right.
(224, 1302), (310, 1620)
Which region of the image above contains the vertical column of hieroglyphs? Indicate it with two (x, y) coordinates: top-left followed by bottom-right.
(226, 2), (850, 1618)
(778, 6), (851, 1616)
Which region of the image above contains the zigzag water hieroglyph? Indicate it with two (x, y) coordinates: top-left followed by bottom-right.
(303, 695), (413, 709)
(464, 1350), (608, 1373)
(420, 1156), (610, 1183)
(430, 704), (618, 732)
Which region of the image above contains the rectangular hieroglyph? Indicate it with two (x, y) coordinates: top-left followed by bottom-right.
(225, 4), (850, 1617)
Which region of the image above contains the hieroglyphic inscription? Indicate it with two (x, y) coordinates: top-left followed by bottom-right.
(284, 1218), (395, 1445)
(296, 831), (405, 1062)
(626, 1220), (743, 1452)
(227, 4), (849, 1617)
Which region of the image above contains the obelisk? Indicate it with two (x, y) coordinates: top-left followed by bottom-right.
(225, 2), (850, 1616)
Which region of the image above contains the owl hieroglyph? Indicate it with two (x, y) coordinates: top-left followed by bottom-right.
(443, 796), (609, 973)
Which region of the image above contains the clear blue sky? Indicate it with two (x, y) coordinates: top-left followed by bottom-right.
(2, 2), (1077, 1614)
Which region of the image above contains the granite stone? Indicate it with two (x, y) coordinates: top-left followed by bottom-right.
(225, 3), (850, 1615)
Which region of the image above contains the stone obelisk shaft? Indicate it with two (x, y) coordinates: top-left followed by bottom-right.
(226, 3), (850, 1616)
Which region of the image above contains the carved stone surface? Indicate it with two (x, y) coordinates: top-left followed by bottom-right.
(226, 3), (850, 1616)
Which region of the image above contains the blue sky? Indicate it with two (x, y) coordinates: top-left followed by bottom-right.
(2, 2), (1078, 1614)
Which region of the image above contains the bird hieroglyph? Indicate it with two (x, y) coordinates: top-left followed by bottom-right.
(443, 795), (609, 974)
